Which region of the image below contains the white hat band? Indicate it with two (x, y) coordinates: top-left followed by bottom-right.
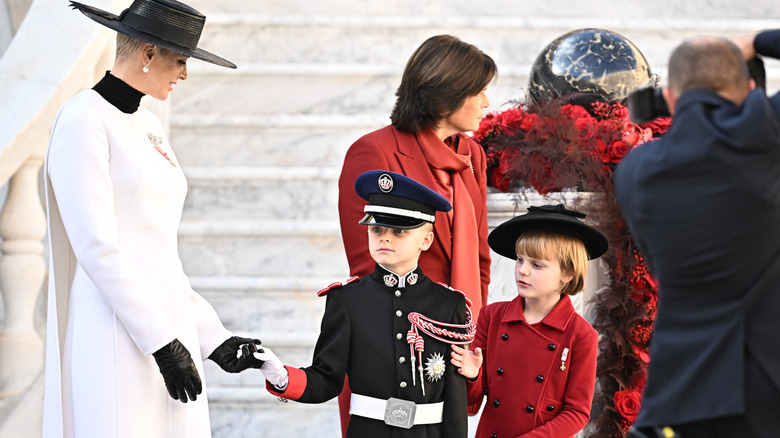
(363, 205), (436, 224)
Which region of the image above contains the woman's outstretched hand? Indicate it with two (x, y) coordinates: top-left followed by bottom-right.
(450, 344), (483, 379)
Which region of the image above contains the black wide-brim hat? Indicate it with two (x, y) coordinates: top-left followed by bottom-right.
(488, 204), (609, 260)
(70, 0), (236, 68)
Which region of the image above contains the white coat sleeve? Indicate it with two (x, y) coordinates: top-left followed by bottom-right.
(47, 102), (177, 356)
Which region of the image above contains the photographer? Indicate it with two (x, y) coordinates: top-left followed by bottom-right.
(614, 30), (780, 438)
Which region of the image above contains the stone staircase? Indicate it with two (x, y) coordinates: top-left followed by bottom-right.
(163, 1), (780, 436)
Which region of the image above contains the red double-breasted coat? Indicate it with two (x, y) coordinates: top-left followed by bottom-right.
(468, 295), (598, 438)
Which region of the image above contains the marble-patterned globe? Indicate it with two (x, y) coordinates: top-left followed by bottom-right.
(528, 28), (654, 107)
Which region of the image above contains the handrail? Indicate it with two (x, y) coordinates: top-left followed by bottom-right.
(0, 0), (122, 186)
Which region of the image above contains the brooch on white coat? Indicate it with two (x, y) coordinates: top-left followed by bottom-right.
(560, 347), (570, 371)
(148, 132), (176, 167)
(425, 352), (446, 382)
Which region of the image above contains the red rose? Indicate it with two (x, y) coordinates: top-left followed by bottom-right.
(574, 115), (597, 141)
(498, 108), (526, 136)
(640, 116), (672, 134)
(520, 112), (539, 131)
(474, 113), (498, 142)
(614, 389), (642, 422)
(560, 104), (591, 119)
(602, 139), (631, 164)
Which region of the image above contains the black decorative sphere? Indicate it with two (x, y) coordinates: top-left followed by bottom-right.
(528, 29), (654, 107)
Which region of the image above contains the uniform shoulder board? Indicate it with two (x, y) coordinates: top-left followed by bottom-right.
(435, 282), (473, 308)
(317, 276), (360, 297)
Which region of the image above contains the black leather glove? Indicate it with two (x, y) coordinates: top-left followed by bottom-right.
(152, 338), (202, 403)
(208, 336), (265, 373)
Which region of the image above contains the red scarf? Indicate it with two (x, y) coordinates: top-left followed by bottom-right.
(417, 129), (482, 313)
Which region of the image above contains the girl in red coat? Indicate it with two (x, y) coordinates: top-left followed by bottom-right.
(451, 204), (608, 438)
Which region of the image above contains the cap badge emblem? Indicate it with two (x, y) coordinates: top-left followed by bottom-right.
(384, 274), (398, 287)
(407, 273), (418, 286)
(425, 352), (445, 382)
(378, 173), (394, 193)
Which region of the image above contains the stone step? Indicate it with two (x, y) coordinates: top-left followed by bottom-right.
(178, 219), (348, 277)
(188, 0), (778, 20)
(170, 114), (383, 167)
(206, 387), (340, 438)
(171, 64), (528, 117)
(181, 166), (341, 220)
(191, 276), (335, 334)
(192, 14), (775, 69)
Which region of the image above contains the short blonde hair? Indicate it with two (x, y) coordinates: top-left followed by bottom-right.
(515, 230), (589, 295)
(116, 33), (173, 61)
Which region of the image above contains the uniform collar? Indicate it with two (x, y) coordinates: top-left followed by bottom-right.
(371, 264), (424, 288)
(503, 294), (575, 331)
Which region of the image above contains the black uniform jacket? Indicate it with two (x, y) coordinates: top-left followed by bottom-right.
(268, 265), (469, 438)
(614, 51), (780, 426)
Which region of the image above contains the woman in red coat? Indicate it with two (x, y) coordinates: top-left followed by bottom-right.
(451, 204), (608, 438)
(336, 35), (497, 435)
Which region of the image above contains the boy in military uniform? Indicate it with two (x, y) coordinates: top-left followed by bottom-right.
(251, 170), (475, 438)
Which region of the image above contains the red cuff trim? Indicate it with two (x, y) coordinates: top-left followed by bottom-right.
(266, 366), (307, 400)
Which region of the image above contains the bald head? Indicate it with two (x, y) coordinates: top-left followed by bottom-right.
(667, 37), (751, 105)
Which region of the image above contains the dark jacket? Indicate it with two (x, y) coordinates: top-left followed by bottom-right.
(268, 265), (469, 438)
(614, 85), (780, 426)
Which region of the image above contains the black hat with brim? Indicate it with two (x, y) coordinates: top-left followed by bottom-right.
(70, 0), (236, 69)
(488, 204), (609, 260)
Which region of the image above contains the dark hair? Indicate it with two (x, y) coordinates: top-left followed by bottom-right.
(668, 37), (749, 97)
(390, 35), (497, 133)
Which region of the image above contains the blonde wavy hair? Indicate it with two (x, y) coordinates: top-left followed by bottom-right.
(515, 230), (589, 295)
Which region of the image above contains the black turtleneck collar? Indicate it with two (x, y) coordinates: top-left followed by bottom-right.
(92, 71), (145, 114)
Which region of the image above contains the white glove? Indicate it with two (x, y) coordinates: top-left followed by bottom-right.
(253, 347), (289, 390)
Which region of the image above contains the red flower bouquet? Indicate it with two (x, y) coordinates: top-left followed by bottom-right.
(474, 98), (671, 437)
(474, 100), (666, 195)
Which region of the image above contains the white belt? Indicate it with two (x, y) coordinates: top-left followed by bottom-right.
(350, 393), (444, 429)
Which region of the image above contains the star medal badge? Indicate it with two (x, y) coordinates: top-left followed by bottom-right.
(425, 352), (445, 382)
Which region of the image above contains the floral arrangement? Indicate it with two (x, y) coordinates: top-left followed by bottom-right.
(474, 98), (671, 437)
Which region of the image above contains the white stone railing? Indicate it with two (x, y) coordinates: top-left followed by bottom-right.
(0, 0), (122, 434)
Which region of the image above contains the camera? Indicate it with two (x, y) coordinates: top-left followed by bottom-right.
(626, 87), (670, 124)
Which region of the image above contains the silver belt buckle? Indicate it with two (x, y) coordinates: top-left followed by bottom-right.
(384, 397), (416, 429)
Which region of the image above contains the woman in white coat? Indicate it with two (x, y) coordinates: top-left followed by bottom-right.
(43, 1), (264, 437)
